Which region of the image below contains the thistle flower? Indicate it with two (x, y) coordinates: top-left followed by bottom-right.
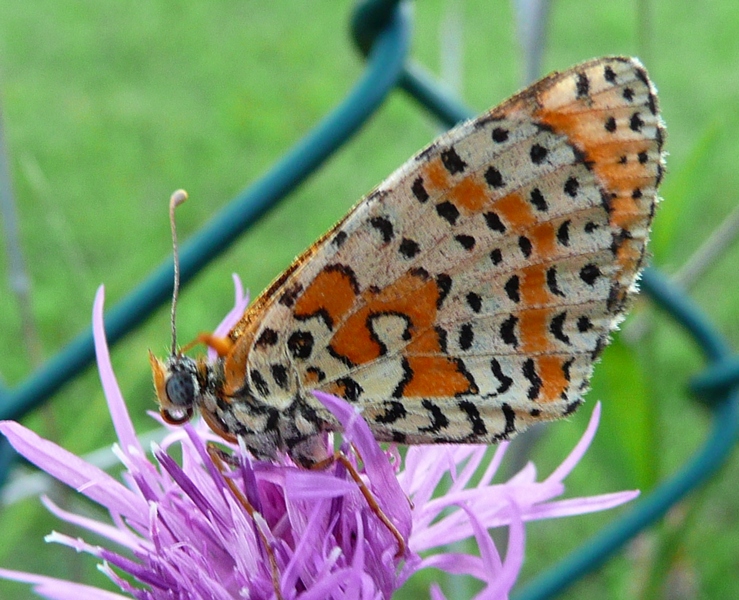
(0, 281), (638, 599)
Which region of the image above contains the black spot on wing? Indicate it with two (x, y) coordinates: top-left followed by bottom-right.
(501, 403), (516, 437)
(419, 400), (450, 433)
(557, 220), (571, 246)
(530, 143), (548, 164)
(459, 323), (474, 351)
(455, 234), (476, 250)
(490, 359), (513, 394)
(337, 377), (363, 402)
(466, 292), (482, 313)
(440, 147), (468, 174)
(436, 201), (460, 225)
(279, 283), (304, 308)
(564, 176), (579, 197)
(270, 364), (289, 389)
(412, 177), (429, 203)
(518, 235), (532, 258)
(591, 334), (608, 361)
(529, 188), (548, 211)
(579, 264), (601, 286)
(435, 273), (452, 308)
(500, 315), (518, 347)
(333, 230), (348, 247)
(564, 399), (582, 416)
(484, 211), (506, 233)
(255, 328), (278, 347)
(562, 359), (573, 382)
(250, 369), (270, 397)
(458, 400), (487, 436)
(435, 325), (448, 352)
(630, 112), (644, 132)
(374, 400), (407, 424)
(504, 275), (520, 303)
(370, 216), (394, 243)
(287, 331), (314, 359)
(399, 238), (420, 258)
(492, 127), (509, 143)
(649, 94), (659, 117)
(577, 316), (593, 332)
(522, 359), (542, 400)
(328, 344), (356, 369)
(550, 311), (571, 345)
(484, 166), (505, 188)
(546, 267), (565, 297)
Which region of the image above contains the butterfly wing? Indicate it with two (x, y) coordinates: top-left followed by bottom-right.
(239, 56), (665, 445)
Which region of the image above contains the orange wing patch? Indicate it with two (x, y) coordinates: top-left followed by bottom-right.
(400, 356), (475, 398)
(329, 269), (439, 366)
(293, 265), (359, 327)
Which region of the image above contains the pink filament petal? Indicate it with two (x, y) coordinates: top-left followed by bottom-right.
(92, 286), (143, 457)
(209, 274), (250, 359)
(0, 421), (144, 520)
(545, 402), (602, 485)
(41, 496), (144, 551)
(0, 568), (129, 600)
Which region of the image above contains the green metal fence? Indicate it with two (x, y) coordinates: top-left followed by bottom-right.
(0, 1), (737, 598)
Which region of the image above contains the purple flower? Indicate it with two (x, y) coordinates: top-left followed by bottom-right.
(0, 280), (638, 599)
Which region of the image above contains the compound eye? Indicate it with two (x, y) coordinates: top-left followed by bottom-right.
(165, 371), (195, 408)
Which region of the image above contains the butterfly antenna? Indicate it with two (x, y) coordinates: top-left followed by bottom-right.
(169, 189), (188, 356)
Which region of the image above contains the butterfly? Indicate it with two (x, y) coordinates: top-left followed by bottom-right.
(150, 56), (665, 468)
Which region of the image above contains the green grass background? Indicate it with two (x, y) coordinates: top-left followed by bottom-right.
(0, 1), (738, 598)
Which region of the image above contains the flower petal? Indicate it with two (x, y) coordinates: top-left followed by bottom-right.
(41, 496), (145, 551)
(92, 286), (142, 457)
(0, 421), (144, 520)
(0, 567), (129, 599)
(313, 391), (412, 539)
(209, 274), (250, 359)
(545, 401), (601, 485)
(285, 469), (357, 500)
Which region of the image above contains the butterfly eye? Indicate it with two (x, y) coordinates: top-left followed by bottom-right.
(165, 371), (195, 408)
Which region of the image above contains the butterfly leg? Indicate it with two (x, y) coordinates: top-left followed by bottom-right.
(311, 450), (407, 559)
(207, 443), (283, 600)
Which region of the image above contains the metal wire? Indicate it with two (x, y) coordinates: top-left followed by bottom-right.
(0, 0), (736, 597)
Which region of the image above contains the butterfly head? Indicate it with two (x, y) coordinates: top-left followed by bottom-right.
(149, 351), (201, 425)
(148, 189), (204, 426)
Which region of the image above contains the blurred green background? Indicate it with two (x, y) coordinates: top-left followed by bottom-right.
(0, 1), (738, 598)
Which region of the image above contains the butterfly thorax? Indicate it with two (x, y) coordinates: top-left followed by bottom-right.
(149, 350), (336, 466)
